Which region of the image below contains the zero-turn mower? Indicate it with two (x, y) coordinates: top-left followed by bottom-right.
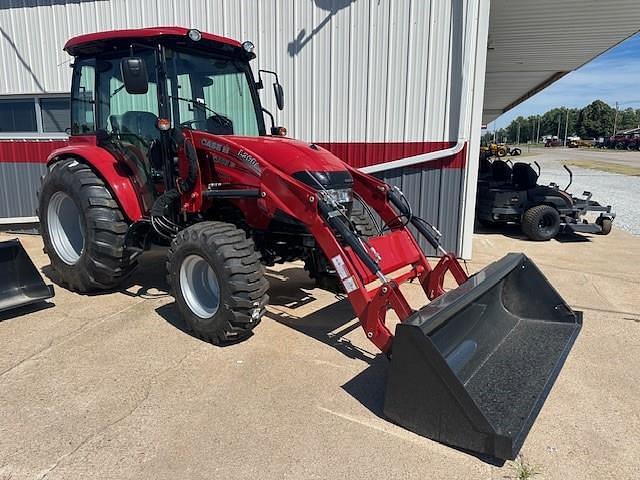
(477, 159), (615, 240)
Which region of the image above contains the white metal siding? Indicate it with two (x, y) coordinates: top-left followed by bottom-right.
(0, 0), (485, 256)
(0, 0), (473, 144)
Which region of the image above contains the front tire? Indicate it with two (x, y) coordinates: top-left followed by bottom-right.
(350, 201), (378, 238)
(596, 217), (613, 235)
(167, 222), (269, 344)
(521, 205), (561, 241)
(39, 158), (135, 291)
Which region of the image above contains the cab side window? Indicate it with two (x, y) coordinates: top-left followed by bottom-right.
(71, 59), (96, 134)
(97, 52), (159, 146)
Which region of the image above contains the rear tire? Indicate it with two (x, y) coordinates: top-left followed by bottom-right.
(167, 222), (269, 344)
(38, 158), (135, 291)
(521, 205), (561, 241)
(596, 217), (613, 235)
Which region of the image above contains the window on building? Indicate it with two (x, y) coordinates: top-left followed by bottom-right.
(0, 99), (38, 132)
(0, 97), (71, 135)
(41, 98), (70, 133)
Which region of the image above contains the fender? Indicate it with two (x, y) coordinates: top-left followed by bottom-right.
(47, 144), (145, 221)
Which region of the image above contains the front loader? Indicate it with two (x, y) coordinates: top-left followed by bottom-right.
(37, 27), (581, 460)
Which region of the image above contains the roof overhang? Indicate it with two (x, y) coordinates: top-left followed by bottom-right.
(483, 1), (640, 124)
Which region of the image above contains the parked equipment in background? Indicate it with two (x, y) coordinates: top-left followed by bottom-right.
(39, 27), (581, 460)
(480, 142), (521, 159)
(604, 131), (640, 150)
(0, 239), (54, 314)
(477, 159), (615, 240)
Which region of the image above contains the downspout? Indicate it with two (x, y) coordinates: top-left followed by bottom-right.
(359, 0), (477, 175)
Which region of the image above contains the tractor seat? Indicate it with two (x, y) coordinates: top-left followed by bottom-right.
(491, 160), (512, 182)
(512, 162), (538, 190)
(121, 111), (159, 142)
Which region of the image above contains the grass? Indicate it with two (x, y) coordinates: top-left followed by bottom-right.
(509, 455), (542, 480)
(564, 159), (640, 176)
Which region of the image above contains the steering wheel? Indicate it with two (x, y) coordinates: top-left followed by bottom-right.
(181, 114), (233, 130)
(180, 119), (208, 128)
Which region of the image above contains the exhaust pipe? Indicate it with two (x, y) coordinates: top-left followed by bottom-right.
(384, 253), (581, 460)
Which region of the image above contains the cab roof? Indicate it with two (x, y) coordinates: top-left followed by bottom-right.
(64, 27), (243, 57)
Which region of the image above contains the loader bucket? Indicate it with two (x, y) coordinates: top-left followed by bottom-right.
(0, 239), (54, 314)
(384, 253), (581, 460)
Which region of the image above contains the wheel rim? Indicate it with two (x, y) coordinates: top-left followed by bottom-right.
(179, 254), (221, 319)
(538, 213), (556, 235)
(47, 191), (85, 265)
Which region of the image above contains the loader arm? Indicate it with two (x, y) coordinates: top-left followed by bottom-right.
(257, 162), (469, 353)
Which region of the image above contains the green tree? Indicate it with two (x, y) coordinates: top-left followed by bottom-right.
(618, 107), (640, 132)
(575, 100), (615, 138)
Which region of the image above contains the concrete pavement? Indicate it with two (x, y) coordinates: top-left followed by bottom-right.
(1, 228), (638, 479)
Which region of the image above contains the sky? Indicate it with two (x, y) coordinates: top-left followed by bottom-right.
(489, 32), (640, 130)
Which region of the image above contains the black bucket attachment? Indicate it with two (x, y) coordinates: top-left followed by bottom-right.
(384, 253), (581, 460)
(0, 239), (54, 314)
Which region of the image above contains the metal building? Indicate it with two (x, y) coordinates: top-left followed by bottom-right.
(0, 0), (638, 258)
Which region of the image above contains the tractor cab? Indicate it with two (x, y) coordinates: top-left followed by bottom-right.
(66, 27), (283, 201)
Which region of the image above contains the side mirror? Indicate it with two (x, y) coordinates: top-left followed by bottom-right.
(273, 82), (284, 110)
(120, 57), (148, 94)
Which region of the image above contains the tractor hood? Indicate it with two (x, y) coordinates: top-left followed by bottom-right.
(222, 135), (348, 176)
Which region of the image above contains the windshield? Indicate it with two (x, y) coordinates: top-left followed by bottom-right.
(166, 49), (262, 136)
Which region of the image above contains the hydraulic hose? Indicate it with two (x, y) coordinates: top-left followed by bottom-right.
(318, 199), (386, 283)
(171, 129), (199, 194)
(388, 188), (441, 251)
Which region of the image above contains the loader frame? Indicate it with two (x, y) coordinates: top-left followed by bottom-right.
(174, 127), (472, 354)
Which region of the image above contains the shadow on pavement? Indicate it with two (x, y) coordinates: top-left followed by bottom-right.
(0, 300), (55, 322)
(474, 221), (593, 243)
(41, 246), (171, 299)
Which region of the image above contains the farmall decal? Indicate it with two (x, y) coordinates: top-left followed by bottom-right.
(237, 150), (262, 176)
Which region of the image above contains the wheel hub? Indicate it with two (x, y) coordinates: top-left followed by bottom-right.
(179, 254), (221, 318)
(47, 191), (85, 265)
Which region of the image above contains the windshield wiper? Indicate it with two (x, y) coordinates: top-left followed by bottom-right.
(168, 95), (232, 126)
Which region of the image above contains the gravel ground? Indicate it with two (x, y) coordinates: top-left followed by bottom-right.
(515, 149), (640, 235)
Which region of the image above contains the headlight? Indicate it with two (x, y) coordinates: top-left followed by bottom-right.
(187, 29), (202, 42)
(242, 40), (255, 53)
(325, 188), (352, 204)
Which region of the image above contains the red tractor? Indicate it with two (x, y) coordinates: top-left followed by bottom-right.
(38, 27), (581, 460)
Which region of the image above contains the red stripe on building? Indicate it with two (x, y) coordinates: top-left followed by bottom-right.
(0, 139), (466, 170)
(315, 142), (467, 169)
(0, 140), (69, 164)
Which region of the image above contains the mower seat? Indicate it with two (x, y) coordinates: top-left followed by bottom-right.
(512, 162), (538, 190)
(491, 160), (512, 183)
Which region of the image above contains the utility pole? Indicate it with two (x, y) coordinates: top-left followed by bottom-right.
(613, 101), (619, 135)
(493, 122), (497, 143)
(516, 122), (520, 145)
(557, 114), (561, 138)
(563, 109), (569, 147)
(536, 116), (541, 143)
